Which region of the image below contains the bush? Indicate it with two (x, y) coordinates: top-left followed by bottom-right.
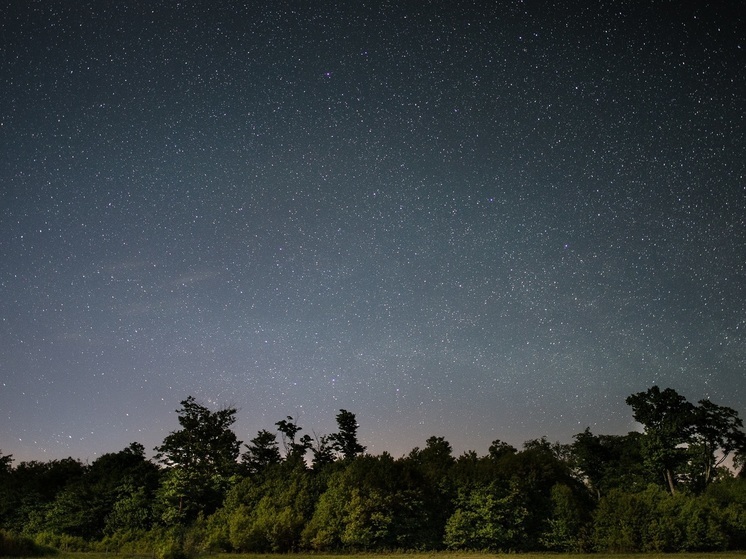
(592, 485), (734, 552)
(33, 531), (90, 552)
(0, 530), (57, 557)
(97, 528), (153, 554)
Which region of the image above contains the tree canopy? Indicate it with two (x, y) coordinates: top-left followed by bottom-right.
(2, 387), (745, 556)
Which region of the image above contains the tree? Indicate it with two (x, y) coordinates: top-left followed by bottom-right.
(105, 483), (155, 535)
(302, 454), (430, 550)
(410, 436), (455, 481)
(444, 480), (528, 551)
(539, 483), (590, 552)
(275, 417), (312, 463)
(42, 442), (159, 540)
(571, 429), (647, 500)
(227, 464), (315, 552)
(155, 397), (241, 475)
(403, 437), (458, 548)
(328, 410), (366, 460)
(309, 433), (335, 470)
(0, 451), (13, 529)
(488, 440), (517, 461)
(626, 386), (746, 494)
(0, 451), (12, 475)
(688, 399), (746, 489)
(0, 457), (86, 534)
(495, 439), (579, 549)
(99, 443), (160, 536)
(241, 430), (281, 476)
(626, 386), (696, 494)
(154, 396), (241, 523)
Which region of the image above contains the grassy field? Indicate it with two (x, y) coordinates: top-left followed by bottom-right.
(43, 552), (746, 559)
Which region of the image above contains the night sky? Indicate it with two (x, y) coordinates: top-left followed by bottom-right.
(2, 1), (744, 464)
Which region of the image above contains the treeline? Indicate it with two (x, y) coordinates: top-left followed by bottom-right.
(2, 386), (746, 557)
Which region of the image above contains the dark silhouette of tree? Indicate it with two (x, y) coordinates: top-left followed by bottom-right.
(571, 428), (647, 500)
(328, 409), (366, 460)
(688, 399), (746, 489)
(0, 451), (16, 533)
(488, 439), (517, 461)
(0, 451), (11, 475)
(44, 442), (160, 539)
(310, 432), (335, 469)
(241, 429), (282, 476)
(155, 397), (241, 475)
(413, 436), (455, 475)
(0, 457), (86, 536)
(275, 416), (312, 463)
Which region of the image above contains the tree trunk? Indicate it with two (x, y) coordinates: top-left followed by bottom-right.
(665, 468), (676, 495)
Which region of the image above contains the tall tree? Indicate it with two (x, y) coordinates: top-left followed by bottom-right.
(688, 399), (746, 488)
(154, 396), (241, 523)
(328, 410), (366, 460)
(241, 430), (282, 476)
(275, 417), (312, 463)
(571, 429), (647, 500)
(626, 386), (695, 494)
(310, 433), (335, 470)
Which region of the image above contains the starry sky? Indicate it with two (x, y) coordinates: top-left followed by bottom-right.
(1, 1), (744, 463)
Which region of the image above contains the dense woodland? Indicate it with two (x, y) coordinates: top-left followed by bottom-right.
(2, 385), (746, 557)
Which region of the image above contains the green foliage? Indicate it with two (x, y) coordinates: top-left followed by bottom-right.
(299, 472), (346, 550)
(154, 397), (241, 523)
(409, 436), (455, 482)
(626, 386), (746, 495)
(540, 483), (592, 552)
(106, 483), (156, 534)
(488, 439), (517, 460)
(155, 398), (241, 476)
(571, 428), (648, 499)
(150, 526), (199, 559)
(0, 458), (86, 536)
(0, 530), (57, 557)
(593, 487), (661, 552)
(626, 386), (695, 494)
(593, 484), (734, 552)
(34, 531), (91, 552)
(498, 439), (582, 549)
(302, 454), (432, 551)
(688, 399), (746, 489)
(226, 463), (315, 552)
(42, 482), (104, 538)
(444, 481), (528, 551)
(3, 390), (746, 553)
(309, 433), (336, 470)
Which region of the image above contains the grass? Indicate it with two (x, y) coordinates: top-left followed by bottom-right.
(40, 553), (746, 559)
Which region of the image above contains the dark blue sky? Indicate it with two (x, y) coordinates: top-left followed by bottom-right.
(1, 1), (744, 463)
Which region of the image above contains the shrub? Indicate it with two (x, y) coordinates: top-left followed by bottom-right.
(34, 531), (90, 552)
(0, 530), (57, 557)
